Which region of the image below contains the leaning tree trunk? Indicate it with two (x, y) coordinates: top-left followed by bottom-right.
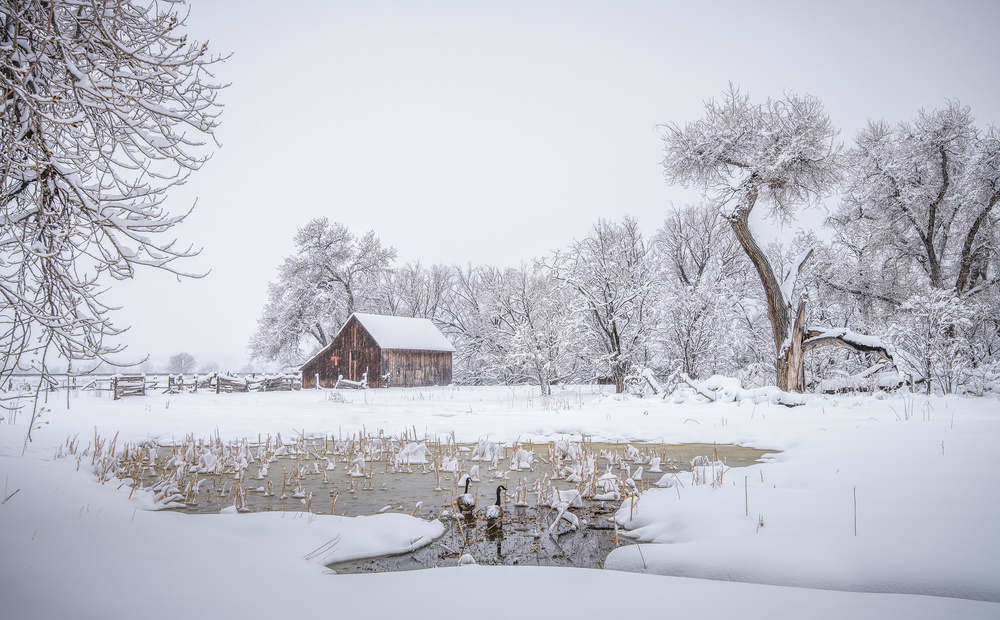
(727, 193), (807, 393)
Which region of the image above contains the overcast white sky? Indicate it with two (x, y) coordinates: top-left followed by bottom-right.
(104, 0), (1000, 371)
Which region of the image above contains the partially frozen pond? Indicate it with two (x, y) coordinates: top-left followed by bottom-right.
(124, 435), (775, 570)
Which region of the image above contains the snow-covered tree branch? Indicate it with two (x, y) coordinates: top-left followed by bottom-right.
(1, 1), (224, 395)
(836, 103), (1000, 297)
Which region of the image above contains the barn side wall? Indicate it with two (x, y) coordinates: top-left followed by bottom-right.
(381, 349), (452, 387)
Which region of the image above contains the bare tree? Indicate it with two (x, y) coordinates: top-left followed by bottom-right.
(379, 262), (455, 320)
(432, 264), (499, 385)
(661, 86), (891, 392)
(548, 217), (660, 393)
(1, 2), (223, 431)
(653, 204), (766, 380)
(486, 264), (587, 395)
(168, 352), (197, 375)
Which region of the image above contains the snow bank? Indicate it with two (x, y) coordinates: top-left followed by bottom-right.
(307, 513), (445, 565)
(608, 404), (1000, 602)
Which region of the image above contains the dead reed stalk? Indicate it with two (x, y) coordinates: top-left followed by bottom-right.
(449, 499), (468, 546)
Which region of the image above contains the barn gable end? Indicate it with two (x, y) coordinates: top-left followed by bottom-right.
(300, 314), (454, 389)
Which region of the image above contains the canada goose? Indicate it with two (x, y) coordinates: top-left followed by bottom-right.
(456, 476), (476, 516)
(486, 485), (506, 521)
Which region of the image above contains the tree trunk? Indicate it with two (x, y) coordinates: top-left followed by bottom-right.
(613, 364), (626, 394)
(777, 299), (808, 393)
(727, 195), (804, 392)
(537, 366), (552, 397)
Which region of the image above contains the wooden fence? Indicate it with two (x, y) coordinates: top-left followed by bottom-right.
(6, 371), (334, 400)
(49, 372), (306, 400)
(111, 375), (147, 399)
(115, 373), (302, 398)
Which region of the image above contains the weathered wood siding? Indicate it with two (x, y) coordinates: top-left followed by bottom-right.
(381, 349), (452, 387)
(301, 316), (381, 389)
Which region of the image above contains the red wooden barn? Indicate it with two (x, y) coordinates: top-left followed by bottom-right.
(300, 313), (455, 389)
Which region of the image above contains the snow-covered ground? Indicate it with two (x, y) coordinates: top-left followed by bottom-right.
(1, 385), (997, 619)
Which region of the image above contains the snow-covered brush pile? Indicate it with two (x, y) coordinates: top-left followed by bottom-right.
(670, 374), (810, 407)
(813, 364), (911, 395)
(624, 367), (667, 398)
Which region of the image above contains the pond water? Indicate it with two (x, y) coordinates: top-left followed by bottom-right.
(148, 437), (776, 571)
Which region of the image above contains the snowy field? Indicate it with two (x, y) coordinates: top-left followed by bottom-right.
(1, 384), (998, 619)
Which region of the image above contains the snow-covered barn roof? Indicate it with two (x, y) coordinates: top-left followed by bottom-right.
(346, 313), (456, 352)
